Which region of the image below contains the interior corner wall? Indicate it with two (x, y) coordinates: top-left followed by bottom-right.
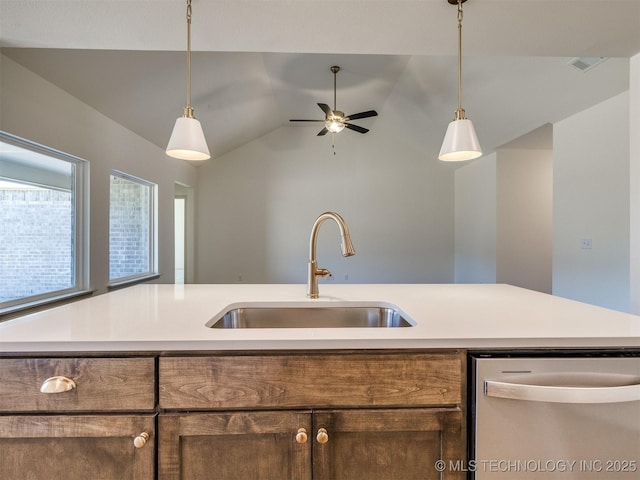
(0, 54), (198, 294)
(553, 91), (630, 312)
(194, 126), (457, 285)
(454, 153), (497, 283)
(496, 148), (553, 293)
(630, 53), (640, 314)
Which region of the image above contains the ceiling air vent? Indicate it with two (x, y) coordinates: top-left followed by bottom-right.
(568, 57), (607, 72)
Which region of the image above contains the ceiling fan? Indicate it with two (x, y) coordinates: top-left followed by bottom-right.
(290, 66), (378, 136)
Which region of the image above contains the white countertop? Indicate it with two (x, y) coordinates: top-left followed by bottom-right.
(1, 284), (640, 352)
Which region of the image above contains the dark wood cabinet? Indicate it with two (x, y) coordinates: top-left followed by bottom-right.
(1, 350), (465, 480)
(313, 408), (463, 480)
(158, 351), (465, 480)
(157, 407), (463, 480)
(158, 411), (312, 480)
(0, 357), (155, 412)
(0, 414), (155, 480)
(0, 357), (156, 480)
(159, 352), (462, 409)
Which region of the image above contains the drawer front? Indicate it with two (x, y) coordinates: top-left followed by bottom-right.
(159, 352), (463, 410)
(0, 357), (156, 412)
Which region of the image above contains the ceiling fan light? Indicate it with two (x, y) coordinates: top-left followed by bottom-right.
(438, 118), (482, 161)
(166, 116), (211, 161)
(326, 119), (346, 133)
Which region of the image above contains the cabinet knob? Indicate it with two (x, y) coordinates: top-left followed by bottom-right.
(295, 428), (308, 444)
(133, 432), (150, 449)
(40, 376), (76, 394)
(316, 428), (329, 444)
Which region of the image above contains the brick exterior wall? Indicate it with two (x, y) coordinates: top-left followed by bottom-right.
(0, 188), (73, 302)
(1, 175), (152, 302)
(109, 175), (150, 280)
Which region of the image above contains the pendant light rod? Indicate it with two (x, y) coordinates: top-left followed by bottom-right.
(456, 0), (464, 118)
(185, 0), (193, 117)
(448, 0), (468, 119)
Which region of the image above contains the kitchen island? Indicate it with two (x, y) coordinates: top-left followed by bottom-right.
(1, 283), (640, 351)
(1, 283), (639, 480)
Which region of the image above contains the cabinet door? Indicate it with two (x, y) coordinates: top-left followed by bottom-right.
(159, 410), (312, 480)
(313, 408), (464, 480)
(0, 414), (155, 480)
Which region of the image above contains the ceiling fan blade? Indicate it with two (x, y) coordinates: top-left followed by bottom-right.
(317, 127), (329, 136)
(290, 119), (324, 122)
(345, 110), (378, 121)
(318, 103), (332, 115)
(345, 123), (369, 134)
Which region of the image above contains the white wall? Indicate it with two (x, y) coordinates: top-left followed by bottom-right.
(3, 51), (636, 305)
(454, 142), (553, 292)
(553, 91), (630, 312)
(0, 54), (197, 293)
(194, 54), (460, 285)
(496, 148), (553, 293)
(454, 153), (497, 283)
(630, 53), (640, 314)
(195, 125), (456, 284)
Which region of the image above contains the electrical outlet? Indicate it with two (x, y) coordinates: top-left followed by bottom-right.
(581, 238), (592, 249)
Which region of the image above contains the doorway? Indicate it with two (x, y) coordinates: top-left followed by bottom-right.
(174, 183), (193, 284)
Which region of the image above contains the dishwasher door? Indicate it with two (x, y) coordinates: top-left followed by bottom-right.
(472, 356), (640, 479)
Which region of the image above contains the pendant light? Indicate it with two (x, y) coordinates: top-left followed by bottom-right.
(438, 0), (482, 162)
(166, 0), (211, 161)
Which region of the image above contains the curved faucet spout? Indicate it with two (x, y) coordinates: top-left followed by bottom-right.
(307, 212), (355, 299)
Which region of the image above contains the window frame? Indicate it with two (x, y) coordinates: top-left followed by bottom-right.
(108, 169), (158, 287)
(0, 131), (90, 315)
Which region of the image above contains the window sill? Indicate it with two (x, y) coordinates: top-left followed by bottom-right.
(0, 289), (95, 322)
(108, 273), (161, 291)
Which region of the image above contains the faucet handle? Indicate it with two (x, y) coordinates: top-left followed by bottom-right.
(316, 268), (331, 278)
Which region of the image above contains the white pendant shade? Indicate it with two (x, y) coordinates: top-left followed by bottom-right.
(166, 116), (211, 161)
(438, 118), (482, 162)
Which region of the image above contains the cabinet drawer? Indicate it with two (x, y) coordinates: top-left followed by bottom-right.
(0, 357), (156, 412)
(159, 352), (462, 410)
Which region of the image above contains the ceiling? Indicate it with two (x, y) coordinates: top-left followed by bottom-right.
(1, 1), (639, 162)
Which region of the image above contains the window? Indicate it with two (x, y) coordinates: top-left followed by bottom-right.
(0, 131), (89, 313)
(109, 171), (157, 285)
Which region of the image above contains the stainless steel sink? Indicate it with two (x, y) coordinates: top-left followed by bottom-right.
(206, 305), (414, 329)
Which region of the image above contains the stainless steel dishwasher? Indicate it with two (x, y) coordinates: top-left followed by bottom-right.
(470, 354), (640, 479)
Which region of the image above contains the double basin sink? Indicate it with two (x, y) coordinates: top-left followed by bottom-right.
(206, 303), (414, 329)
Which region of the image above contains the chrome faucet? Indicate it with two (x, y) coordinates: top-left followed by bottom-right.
(307, 212), (355, 298)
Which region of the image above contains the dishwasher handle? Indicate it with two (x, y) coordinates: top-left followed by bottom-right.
(485, 378), (640, 404)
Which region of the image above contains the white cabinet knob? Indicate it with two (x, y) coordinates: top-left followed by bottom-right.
(134, 432), (150, 449)
(295, 428), (308, 444)
(316, 428), (329, 444)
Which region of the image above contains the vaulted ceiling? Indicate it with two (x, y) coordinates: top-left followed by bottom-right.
(1, 1), (639, 161)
